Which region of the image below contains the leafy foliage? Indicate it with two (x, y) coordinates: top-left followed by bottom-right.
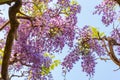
(90, 27), (105, 38)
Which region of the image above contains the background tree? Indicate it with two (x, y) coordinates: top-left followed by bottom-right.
(0, 0), (120, 80)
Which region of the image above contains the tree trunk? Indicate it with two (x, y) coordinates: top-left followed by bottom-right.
(1, 0), (22, 80)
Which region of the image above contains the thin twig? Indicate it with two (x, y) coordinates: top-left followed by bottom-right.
(18, 11), (31, 18)
(9, 71), (28, 80)
(17, 15), (34, 27)
(96, 57), (110, 62)
(114, 67), (120, 71)
(0, 20), (10, 31)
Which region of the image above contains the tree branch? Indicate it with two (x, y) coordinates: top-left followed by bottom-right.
(81, 36), (120, 67)
(0, 16), (34, 31)
(114, 0), (120, 5)
(97, 37), (120, 67)
(17, 16), (34, 21)
(0, 0), (16, 5)
(17, 16), (34, 27)
(1, 0), (22, 80)
(107, 38), (120, 67)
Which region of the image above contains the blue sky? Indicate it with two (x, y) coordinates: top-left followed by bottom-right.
(0, 0), (120, 80)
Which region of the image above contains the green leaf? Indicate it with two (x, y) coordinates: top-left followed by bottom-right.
(54, 60), (60, 63)
(50, 60), (61, 70)
(0, 60), (2, 65)
(44, 52), (49, 57)
(100, 32), (105, 37)
(90, 27), (99, 38)
(70, 0), (79, 5)
(41, 66), (50, 75)
(54, 60), (61, 66)
(61, 7), (71, 16)
(0, 49), (4, 57)
(90, 26), (105, 38)
(44, 52), (55, 59)
(50, 64), (55, 70)
(32, 2), (47, 16)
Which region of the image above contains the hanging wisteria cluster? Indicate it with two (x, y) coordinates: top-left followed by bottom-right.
(62, 25), (106, 76)
(93, 0), (117, 26)
(0, 0), (81, 79)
